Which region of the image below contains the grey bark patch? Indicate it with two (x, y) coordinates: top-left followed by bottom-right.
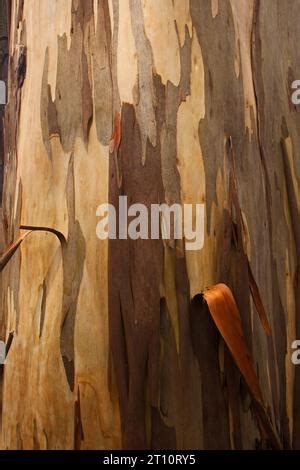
(60, 155), (86, 392)
(40, 2), (95, 154)
(40, 49), (61, 159)
(129, 0), (156, 164)
(93, 0), (113, 144)
(40, 49), (52, 158)
(55, 34), (83, 152)
(0, 81), (5, 104)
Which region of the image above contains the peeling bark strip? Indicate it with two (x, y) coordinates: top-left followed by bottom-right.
(202, 283), (281, 449)
(0, 0), (299, 450)
(0, 226), (65, 272)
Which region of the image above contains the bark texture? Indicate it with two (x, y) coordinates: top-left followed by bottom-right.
(0, 0), (8, 253)
(0, 0), (299, 450)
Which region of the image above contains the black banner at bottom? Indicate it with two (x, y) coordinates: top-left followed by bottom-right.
(0, 450), (298, 466)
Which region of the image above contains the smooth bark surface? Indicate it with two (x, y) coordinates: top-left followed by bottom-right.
(0, 0), (299, 450)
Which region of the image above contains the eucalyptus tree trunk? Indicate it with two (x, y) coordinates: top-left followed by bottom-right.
(0, 0), (299, 450)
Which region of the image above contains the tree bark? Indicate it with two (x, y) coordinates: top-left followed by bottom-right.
(0, 0), (8, 253)
(0, 0), (299, 450)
